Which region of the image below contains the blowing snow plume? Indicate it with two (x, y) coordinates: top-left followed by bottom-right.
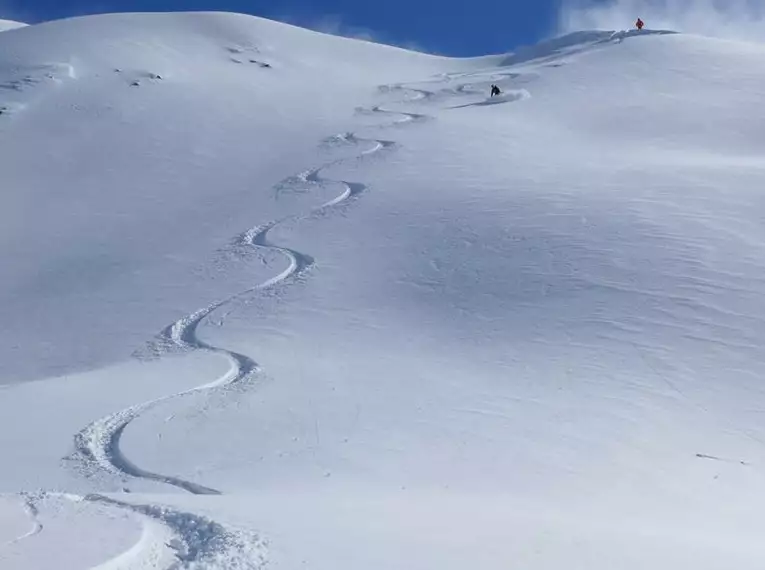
(558, 0), (765, 40)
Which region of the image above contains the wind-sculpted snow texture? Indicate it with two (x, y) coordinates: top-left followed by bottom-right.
(3, 12), (765, 570)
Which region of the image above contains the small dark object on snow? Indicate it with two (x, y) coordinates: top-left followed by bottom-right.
(636, 17), (644, 30)
(696, 453), (719, 461)
(131, 80), (140, 87)
(490, 84), (501, 97)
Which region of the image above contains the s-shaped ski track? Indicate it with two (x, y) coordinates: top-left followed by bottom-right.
(68, 88), (429, 496)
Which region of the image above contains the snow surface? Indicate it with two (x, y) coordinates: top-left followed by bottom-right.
(0, 19), (26, 32)
(1, 11), (765, 569)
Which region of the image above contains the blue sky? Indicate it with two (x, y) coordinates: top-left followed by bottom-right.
(4, 1), (765, 55)
(0, 0), (565, 56)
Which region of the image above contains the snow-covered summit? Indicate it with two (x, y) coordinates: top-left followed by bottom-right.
(2, 12), (765, 569)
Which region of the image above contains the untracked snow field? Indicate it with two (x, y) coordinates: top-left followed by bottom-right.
(1, 12), (765, 569)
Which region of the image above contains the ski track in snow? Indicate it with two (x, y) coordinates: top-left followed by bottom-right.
(67, 85), (433, 497)
(450, 89), (531, 109)
(28, 66), (528, 568)
(0, 493), (43, 550)
(62, 493), (267, 570)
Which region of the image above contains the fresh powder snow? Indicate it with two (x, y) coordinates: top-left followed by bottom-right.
(1, 11), (765, 569)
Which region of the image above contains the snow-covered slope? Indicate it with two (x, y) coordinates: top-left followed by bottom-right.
(0, 12), (448, 384)
(2, 12), (765, 569)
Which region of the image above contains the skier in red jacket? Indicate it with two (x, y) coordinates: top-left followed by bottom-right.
(636, 18), (644, 30)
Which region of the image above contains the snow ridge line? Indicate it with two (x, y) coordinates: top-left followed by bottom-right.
(82, 494), (268, 570)
(67, 90), (424, 495)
